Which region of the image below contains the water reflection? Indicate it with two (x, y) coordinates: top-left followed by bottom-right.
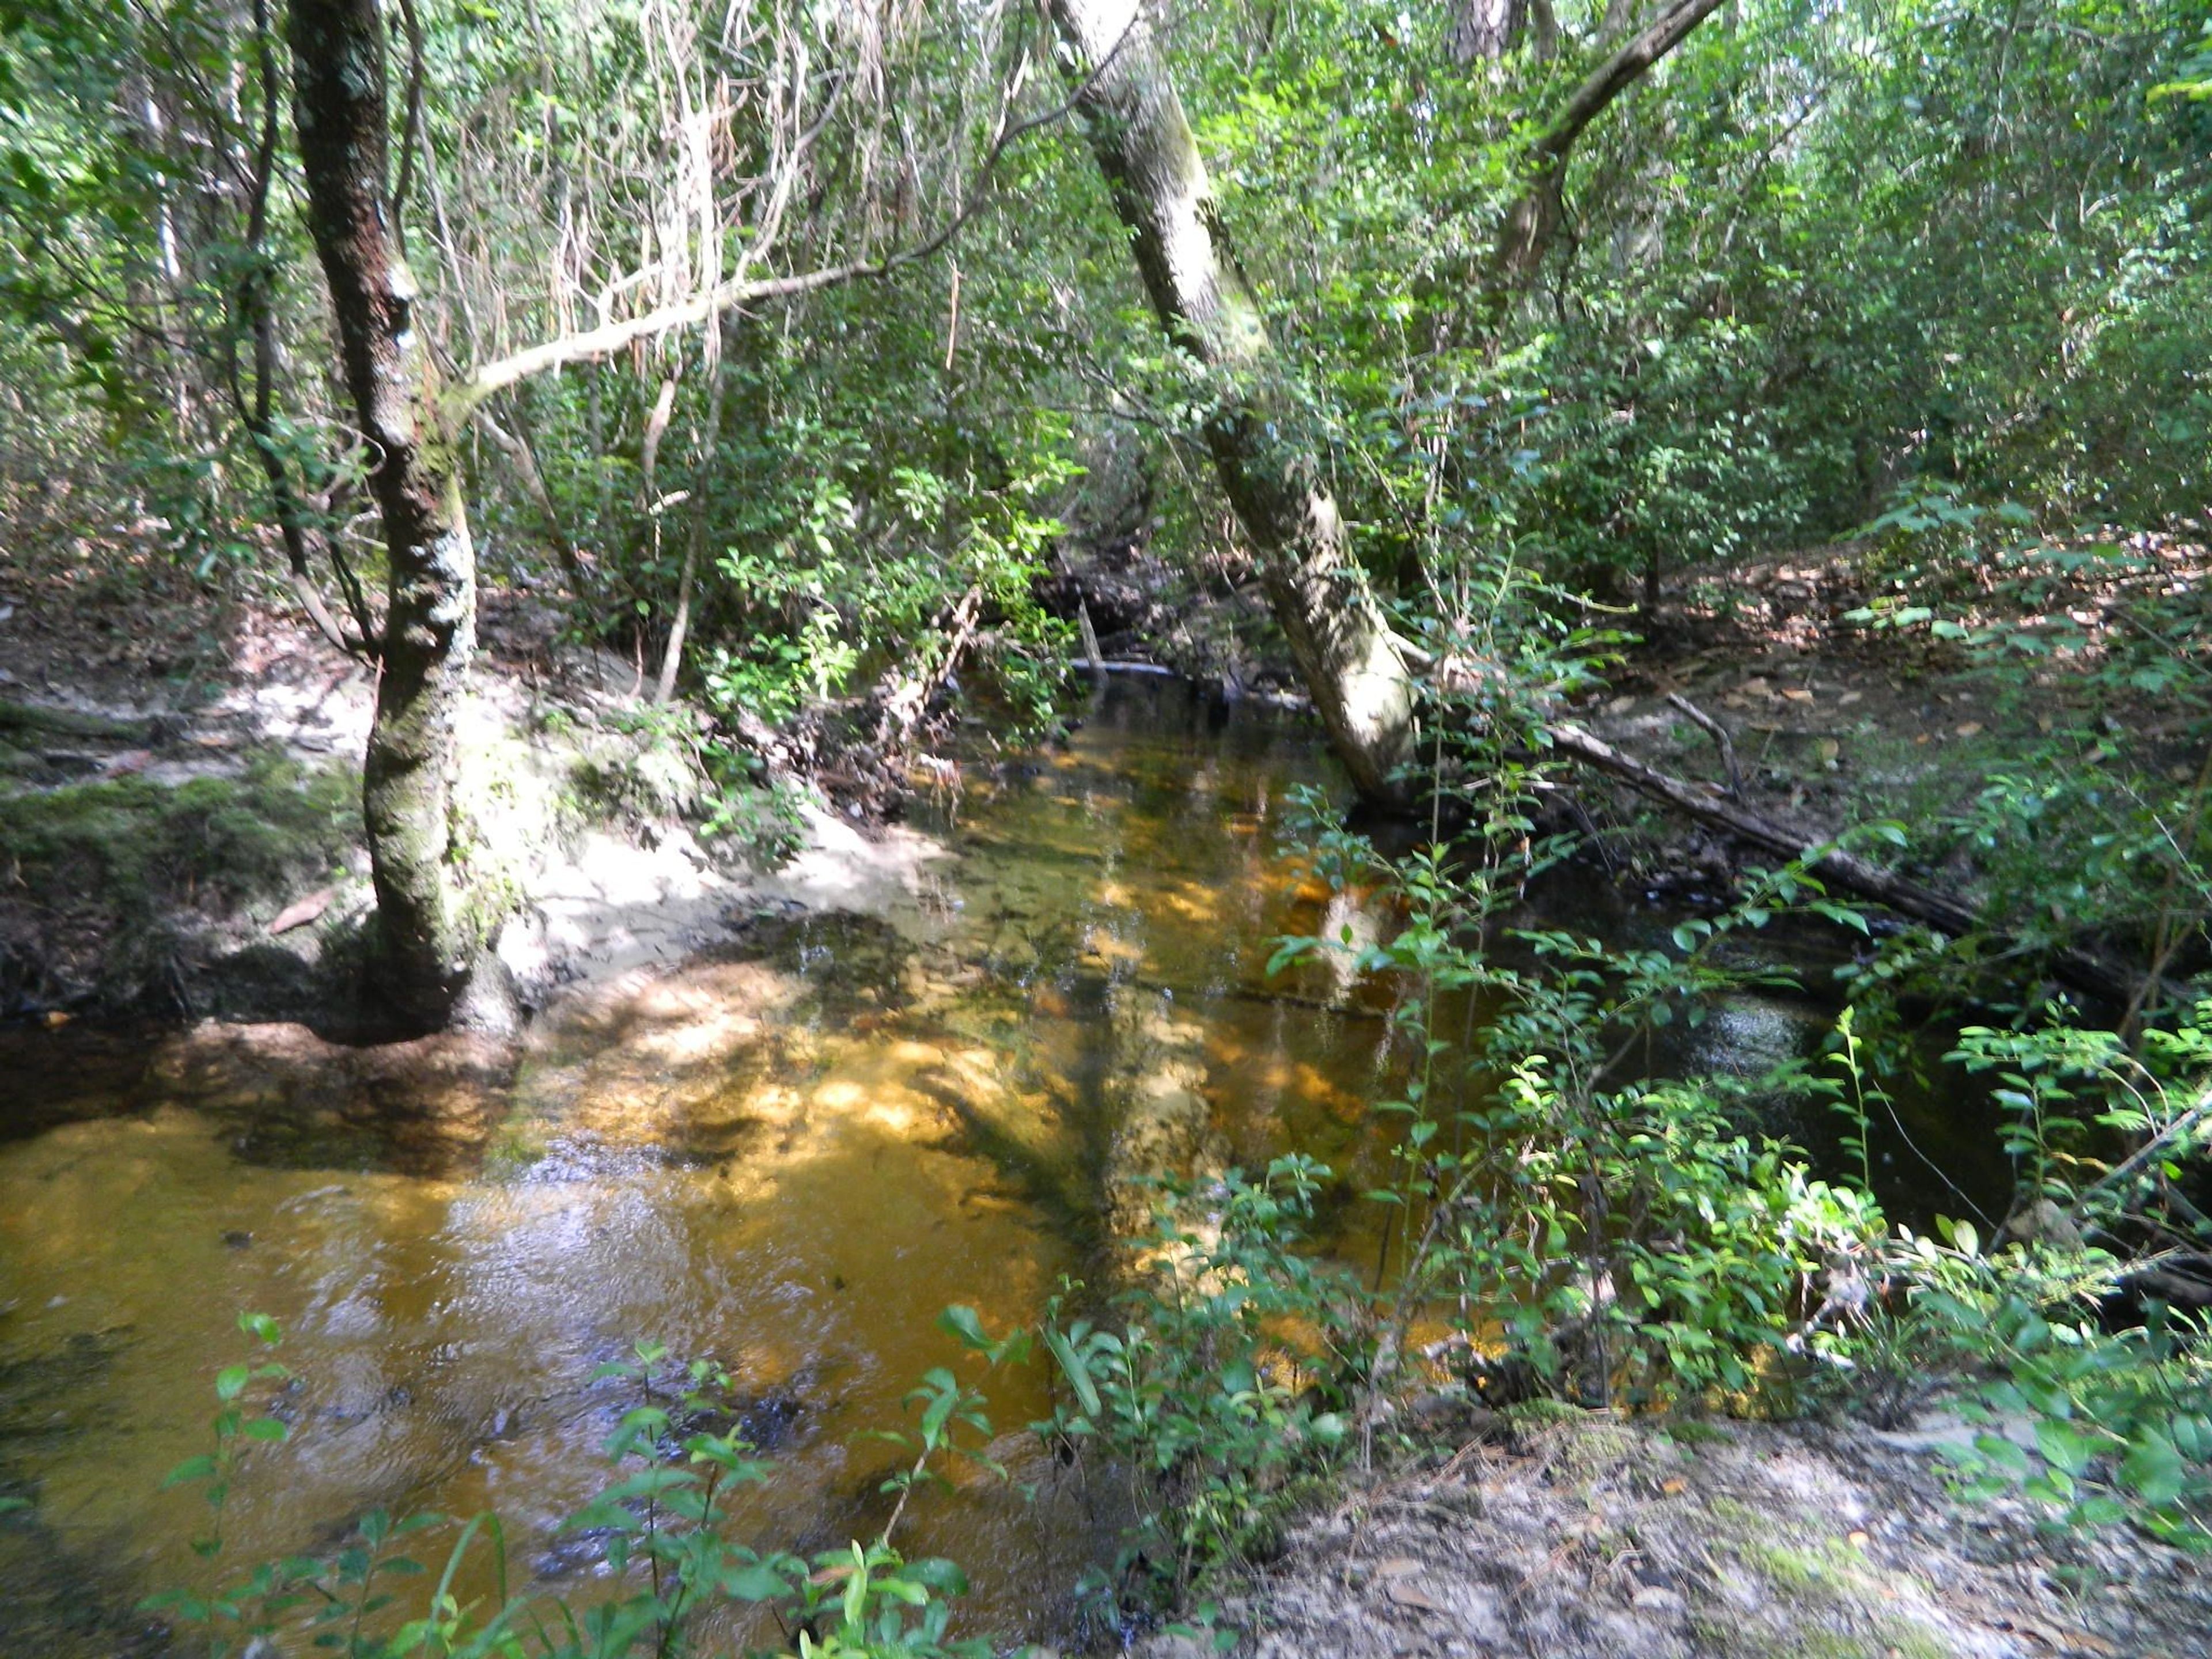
(0, 677), (1404, 1653)
(0, 676), (2007, 1654)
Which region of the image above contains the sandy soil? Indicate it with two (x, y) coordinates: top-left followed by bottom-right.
(0, 546), (950, 1026)
(1132, 1403), (2211, 1659)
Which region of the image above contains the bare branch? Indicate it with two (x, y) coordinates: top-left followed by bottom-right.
(1495, 0), (1727, 281)
(478, 402), (592, 601)
(391, 0), (428, 253)
(1664, 691), (1740, 797)
(453, 257), (881, 412)
(449, 24), (1090, 418)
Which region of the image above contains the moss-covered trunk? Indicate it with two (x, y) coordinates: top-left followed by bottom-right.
(1043, 0), (1416, 804)
(287, 0), (476, 1029)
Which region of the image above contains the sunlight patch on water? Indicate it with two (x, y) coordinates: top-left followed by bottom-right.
(0, 679), (1414, 1650)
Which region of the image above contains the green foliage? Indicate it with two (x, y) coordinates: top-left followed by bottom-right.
(13, 0), (2212, 1626)
(694, 403), (1076, 740)
(1038, 1157), (1358, 1599)
(699, 768), (810, 870)
(1843, 490), (2212, 715)
(1800, 987), (2212, 1547)
(1892, 1226), (2212, 1550)
(1025, 599), (1899, 1616)
(1142, 0), (2211, 616)
(0, 752), (358, 916)
(148, 1320), (1028, 1659)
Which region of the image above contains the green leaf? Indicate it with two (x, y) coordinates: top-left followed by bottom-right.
(214, 1366), (251, 1402)
(162, 1455), (219, 1490)
(843, 1542), (868, 1628)
(722, 1559), (793, 1601)
(1973, 1433), (2029, 1475)
(1044, 1327), (1101, 1419)
(2034, 1418), (2094, 1476)
(937, 1305), (990, 1351)
(921, 1382), (960, 1444)
(2075, 1495), (2128, 1527)
(2120, 1433), (2186, 1507)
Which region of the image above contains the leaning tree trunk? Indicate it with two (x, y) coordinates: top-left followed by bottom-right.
(1493, 0), (1726, 283)
(1043, 0), (1416, 803)
(289, 0), (478, 1029)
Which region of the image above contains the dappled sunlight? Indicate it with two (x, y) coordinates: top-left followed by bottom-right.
(0, 679), (1412, 1641)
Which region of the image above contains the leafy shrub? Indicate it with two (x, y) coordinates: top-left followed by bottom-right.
(148, 1314), (1030, 1658)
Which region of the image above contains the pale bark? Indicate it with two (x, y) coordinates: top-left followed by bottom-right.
(453, 256), (895, 415)
(1450, 0), (1556, 63)
(289, 0), (478, 1029)
(654, 353), (727, 703)
(1043, 0), (1416, 801)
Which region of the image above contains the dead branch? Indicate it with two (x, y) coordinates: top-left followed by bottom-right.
(1664, 691), (1740, 797)
(1544, 719), (2146, 1007)
(450, 22), (1090, 416)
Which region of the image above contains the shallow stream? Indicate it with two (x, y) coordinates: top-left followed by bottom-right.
(0, 676), (1999, 1653)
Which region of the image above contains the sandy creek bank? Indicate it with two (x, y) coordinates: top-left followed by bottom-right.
(1131, 1402), (2212, 1659)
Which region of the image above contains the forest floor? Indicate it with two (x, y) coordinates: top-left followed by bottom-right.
(1577, 535), (2209, 917)
(0, 532), (953, 1029)
(1130, 1400), (2212, 1659)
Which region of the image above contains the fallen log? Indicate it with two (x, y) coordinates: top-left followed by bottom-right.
(1067, 658), (1176, 677)
(1544, 719), (2147, 1007)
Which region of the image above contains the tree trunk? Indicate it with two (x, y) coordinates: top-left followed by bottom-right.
(1043, 0), (1415, 802)
(1450, 0), (1555, 63)
(288, 0), (478, 1029)
(656, 351), (728, 704)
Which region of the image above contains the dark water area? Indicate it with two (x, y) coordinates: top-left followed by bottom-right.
(0, 676), (2015, 1654)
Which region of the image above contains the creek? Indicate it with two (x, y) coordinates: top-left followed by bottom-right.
(0, 675), (2002, 1653)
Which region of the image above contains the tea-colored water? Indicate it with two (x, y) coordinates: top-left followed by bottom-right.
(0, 680), (1413, 1653)
(0, 677), (2003, 1654)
